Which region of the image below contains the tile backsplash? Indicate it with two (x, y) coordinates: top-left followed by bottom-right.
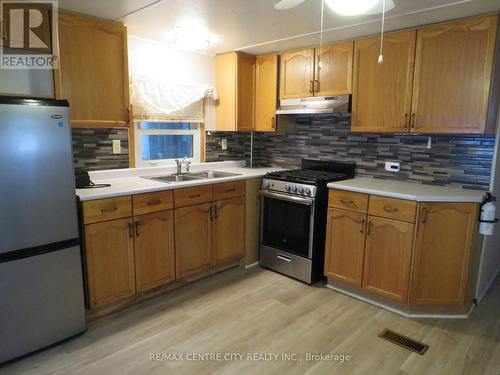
(206, 114), (495, 191)
(72, 128), (129, 171)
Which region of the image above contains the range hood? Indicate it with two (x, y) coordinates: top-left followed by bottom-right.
(276, 95), (351, 115)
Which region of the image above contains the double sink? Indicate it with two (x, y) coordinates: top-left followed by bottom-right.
(143, 170), (241, 184)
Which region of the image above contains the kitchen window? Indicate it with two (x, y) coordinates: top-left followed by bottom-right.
(134, 121), (201, 167)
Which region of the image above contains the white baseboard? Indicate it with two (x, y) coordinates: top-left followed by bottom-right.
(244, 261), (260, 269)
(325, 284), (473, 319)
(476, 266), (500, 304)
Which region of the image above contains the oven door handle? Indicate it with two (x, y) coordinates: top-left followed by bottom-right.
(260, 190), (314, 206)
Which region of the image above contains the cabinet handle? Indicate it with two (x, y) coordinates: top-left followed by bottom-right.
(209, 206), (213, 221)
(147, 199), (161, 206)
(383, 205), (399, 213)
(309, 80), (314, 93)
(271, 116), (276, 129)
(128, 222), (134, 238)
(214, 205), (218, 219)
(410, 113), (416, 129)
(101, 206), (117, 213)
(225, 188), (236, 193)
(135, 221), (140, 236)
(188, 193), (201, 199)
(314, 79), (320, 93)
(357, 218), (365, 234)
(404, 113), (409, 128)
(421, 207), (428, 224)
(366, 220), (371, 235)
(340, 199), (355, 206)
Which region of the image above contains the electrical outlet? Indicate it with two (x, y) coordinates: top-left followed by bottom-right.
(385, 161), (400, 172)
(112, 139), (121, 154)
(221, 139), (228, 151)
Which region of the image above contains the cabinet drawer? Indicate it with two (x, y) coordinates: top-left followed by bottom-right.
(83, 196), (132, 224)
(329, 189), (368, 213)
(133, 191), (173, 216)
(368, 195), (417, 223)
(174, 185), (213, 208)
(213, 180), (245, 201)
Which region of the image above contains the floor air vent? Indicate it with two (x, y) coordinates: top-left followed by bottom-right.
(378, 329), (429, 355)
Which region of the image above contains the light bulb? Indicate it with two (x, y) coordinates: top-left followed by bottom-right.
(325, 0), (379, 16)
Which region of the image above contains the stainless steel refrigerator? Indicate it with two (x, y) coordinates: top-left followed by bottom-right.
(0, 97), (86, 364)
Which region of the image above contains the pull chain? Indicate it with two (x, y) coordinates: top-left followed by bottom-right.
(378, 0), (386, 64)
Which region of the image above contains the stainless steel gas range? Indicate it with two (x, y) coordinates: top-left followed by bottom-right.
(260, 160), (355, 284)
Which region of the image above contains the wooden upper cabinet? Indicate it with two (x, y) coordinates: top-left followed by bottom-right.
(174, 202), (213, 278)
(411, 16), (498, 134)
(410, 203), (478, 305)
(255, 54), (278, 132)
(84, 218), (135, 308)
(215, 52), (255, 131)
(280, 48), (315, 99)
(314, 41), (353, 96)
(324, 208), (366, 286)
(213, 197), (245, 264)
(55, 12), (130, 127)
(134, 210), (175, 292)
(352, 30), (416, 132)
(363, 216), (414, 302)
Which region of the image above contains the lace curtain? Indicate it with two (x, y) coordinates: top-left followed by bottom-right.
(130, 74), (218, 121)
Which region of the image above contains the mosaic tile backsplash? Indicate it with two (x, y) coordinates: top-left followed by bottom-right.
(72, 128), (129, 171)
(206, 114), (495, 191)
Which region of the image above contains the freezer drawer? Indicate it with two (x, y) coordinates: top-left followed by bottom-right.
(0, 246), (86, 364)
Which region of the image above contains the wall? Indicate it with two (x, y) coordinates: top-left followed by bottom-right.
(72, 128), (129, 171)
(206, 114), (495, 190)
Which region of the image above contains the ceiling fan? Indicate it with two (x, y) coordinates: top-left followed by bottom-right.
(274, 0), (395, 16)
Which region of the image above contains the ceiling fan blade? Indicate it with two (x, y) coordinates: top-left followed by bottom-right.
(365, 0), (395, 15)
(274, 0), (307, 10)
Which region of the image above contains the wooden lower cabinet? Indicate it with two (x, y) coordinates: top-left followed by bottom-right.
(175, 203), (213, 278)
(324, 208), (366, 287)
(214, 197), (245, 264)
(410, 203), (478, 305)
(363, 216), (414, 302)
(84, 218), (135, 308)
(134, 210), (175, 292)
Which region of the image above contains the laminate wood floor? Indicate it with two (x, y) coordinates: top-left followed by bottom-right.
(2, 267), (500, 375)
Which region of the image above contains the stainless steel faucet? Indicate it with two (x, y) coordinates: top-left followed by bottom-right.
(174, 156), (190, 174)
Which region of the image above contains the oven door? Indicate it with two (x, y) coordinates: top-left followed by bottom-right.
(260, 190), (315, 259)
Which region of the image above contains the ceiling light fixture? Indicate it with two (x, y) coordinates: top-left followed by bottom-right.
(164, 24), (220, 50)
(325, 0), (394, 16)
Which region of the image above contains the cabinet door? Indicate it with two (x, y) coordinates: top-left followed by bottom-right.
(134, 210), (175, 292)
(175, 203), (212, 278)
(215, 52), (237, 131)
(363, 216), (414, 302)
(411, 16), (497, 134)
(255, 54), (278, 132)
(214, 197), (245, 264)
(324, 208), (366, 286)
(410, 203), (478, 305)
(280, 49), (315, 99)
(236, 53), (256, 131)
(352, 31), (416, 132)
(84, 218), (135, 308)
(315, 41), (353, 96)
(56, 12), (130, 127)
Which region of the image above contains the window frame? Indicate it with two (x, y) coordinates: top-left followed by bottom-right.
(134, 120), (201, 168)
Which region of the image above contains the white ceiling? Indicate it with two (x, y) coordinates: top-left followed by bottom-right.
(59, 0), (500, 55)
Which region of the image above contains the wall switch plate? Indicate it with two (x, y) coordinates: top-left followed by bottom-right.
(221, 139), (228, 151)
(112, 139), (121, 154)
(385, 161), (400, 172)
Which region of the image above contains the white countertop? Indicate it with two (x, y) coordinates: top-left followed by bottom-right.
(327, 177), (485, 203)
(77, 161), (281, 201)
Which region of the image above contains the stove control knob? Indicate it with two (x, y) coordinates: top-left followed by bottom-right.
(264, 181), (270, 188)
(285, 184), (291, 191)
(305, 188), (312, 195)
(292, 185), (298, 193)
(298, 187), (305, 194)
